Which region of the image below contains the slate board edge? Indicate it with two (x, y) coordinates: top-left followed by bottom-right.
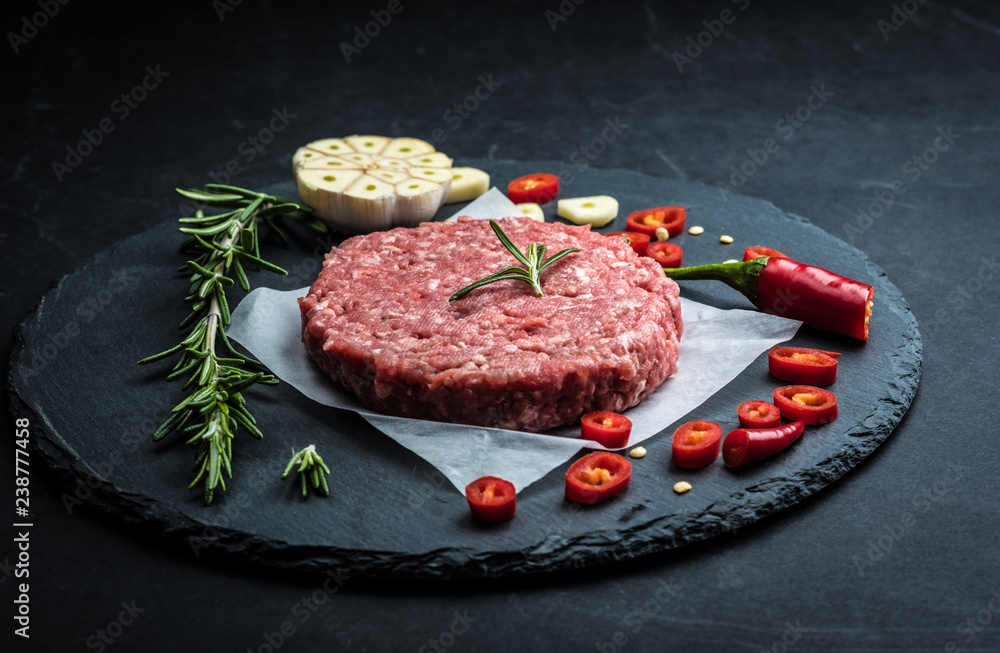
(6, 166), (923, 579)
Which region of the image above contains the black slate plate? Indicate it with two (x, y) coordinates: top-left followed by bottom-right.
(7, 159), (921, 579)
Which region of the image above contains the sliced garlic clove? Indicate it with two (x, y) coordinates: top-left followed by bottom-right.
(306, 138), (352, 155)
(295, 169), (366, 222)
(445, 167), (490, 204)
(368, 169), (407, 184)
(409, 167), (449, 183)
(343, 135), (391, 155)
(381, 137), (435, 159)
(396, 178), (442, 197)
(516, 202), (545, 222)
(346, 175), (395, 199)
(338, 152), (376, 167)
(557, 195), (619, 227)
(394, 178), (451, 223)
(406, 152), (453, 168)
(375, 158), (410, 171)
(296, 168), (364, 194)
(293, 146), (328, 169)
(299, 156), (364, 171)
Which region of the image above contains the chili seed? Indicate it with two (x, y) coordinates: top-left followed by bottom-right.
(688, 226), (704, 236)
(720, 235), (734, 244)
(673, 481), (692, 494)
(723, 259), (739, 264)
(629, 446), (647, 459)
(654, 227), (669, 242)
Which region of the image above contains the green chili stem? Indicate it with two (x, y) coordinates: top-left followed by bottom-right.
(661, 258), (769, 305)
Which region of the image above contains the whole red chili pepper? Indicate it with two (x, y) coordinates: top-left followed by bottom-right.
(662, 257), (873, 341)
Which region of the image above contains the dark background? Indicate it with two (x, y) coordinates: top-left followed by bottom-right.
(2, 1), (998, 651)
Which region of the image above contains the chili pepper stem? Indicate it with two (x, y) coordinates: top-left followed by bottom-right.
(661, 258), (769, 304)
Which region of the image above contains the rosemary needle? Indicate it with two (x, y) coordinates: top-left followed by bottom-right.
(139, 183), (327, 505)
(281, 445), (332, 498)
(449, 220), (579, 301)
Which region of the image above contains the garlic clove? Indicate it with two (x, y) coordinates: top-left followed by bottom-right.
(343, 135), (391, 155)
(557, 195), (619, 227)
(445, 167), (490, 204)
(381, 137), (435, 159)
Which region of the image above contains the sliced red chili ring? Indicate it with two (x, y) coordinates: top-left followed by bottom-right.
(737, 400), (781, 429)
(625, 206), (686, 237)
(772, 385), (838, 425)
(768, 346), (842, 386)
(565, 452), (632, 504)
(647, 241), (683, 268)
(743, 245), (788, 262)
(606, 231), (650, 257)
(671, 420), (722, 469)
(465, 476), (517, 522)
(722, 421), (806, 467)
(507, 173), (560, 204)
(580, 411), (632, 449)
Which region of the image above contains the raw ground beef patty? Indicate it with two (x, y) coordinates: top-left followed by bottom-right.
(299, 216), (682, 432)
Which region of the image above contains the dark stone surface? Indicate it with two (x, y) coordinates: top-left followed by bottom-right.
(2, 0), (997, 650)
(7, 160), (921, 580)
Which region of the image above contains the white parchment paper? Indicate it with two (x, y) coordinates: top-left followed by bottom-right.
(228, 189), (801, 493)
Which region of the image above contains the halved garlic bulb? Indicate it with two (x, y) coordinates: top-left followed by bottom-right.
(293, 135), (453, 233)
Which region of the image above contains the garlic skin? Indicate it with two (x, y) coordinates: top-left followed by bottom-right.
(293, 135), (453, 233)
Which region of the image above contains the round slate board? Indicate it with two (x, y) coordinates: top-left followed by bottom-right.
(7, 160), (921, 579)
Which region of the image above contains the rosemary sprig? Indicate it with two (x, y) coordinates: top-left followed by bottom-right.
(448, 220), (579, 301)
(281, 445), (331, 498)
(139, 183), (327, 505)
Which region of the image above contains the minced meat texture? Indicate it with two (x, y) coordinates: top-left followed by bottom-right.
(299, 216), (681, 432)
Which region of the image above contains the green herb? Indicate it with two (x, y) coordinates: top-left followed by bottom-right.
(139, 183), (327, 505)
(448, 219), (579, 301)
(281, 445), (331, 498)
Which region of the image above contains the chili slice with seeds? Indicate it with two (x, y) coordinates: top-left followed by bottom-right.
(465, 476), (517, 522)
(773, 385), (838, 425)
(626, 206), (686, 237)
(737, 400), (781, 429)
(768, 346), (842, 386)
(565, 452), (632, 504)
(648, 241), (683, 268)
